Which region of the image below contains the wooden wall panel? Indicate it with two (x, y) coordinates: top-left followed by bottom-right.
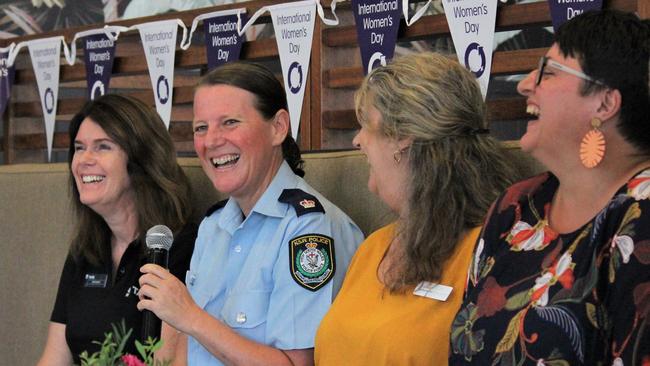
(0, 0), (644, 163)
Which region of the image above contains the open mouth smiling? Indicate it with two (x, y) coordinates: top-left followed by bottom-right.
(210, 154), (240, 168)
(81, 175), (105, 183)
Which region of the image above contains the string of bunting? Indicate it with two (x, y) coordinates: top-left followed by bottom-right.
(0, 0), (602, 161)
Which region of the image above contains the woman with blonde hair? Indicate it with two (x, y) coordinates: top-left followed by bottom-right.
(315, 52), (519, 365)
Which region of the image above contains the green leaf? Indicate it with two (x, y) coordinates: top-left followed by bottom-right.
(495, 309), (525, 354)
(586, 302), (598, 328)
(619, 203), (641, 229)
(480, 257), (495, 280)
(545, 360), (570, 366)
(135, 340), (148, 362)
(504, 290), (530, 311)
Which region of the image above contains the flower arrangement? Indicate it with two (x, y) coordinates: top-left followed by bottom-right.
(79, 320), (170, 366)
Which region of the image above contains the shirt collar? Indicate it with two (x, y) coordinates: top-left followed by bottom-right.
(217, 161), (297, 233)
(252, 161), (297, 218)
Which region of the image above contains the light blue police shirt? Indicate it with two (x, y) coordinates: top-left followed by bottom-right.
(186, 161), (363, 365)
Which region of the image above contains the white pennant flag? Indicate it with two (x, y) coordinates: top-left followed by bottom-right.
(134, 19), (185, 128)
(269, 0), (316, 139)
(442, 0), (498, 99)
(28, 37), (63, 161)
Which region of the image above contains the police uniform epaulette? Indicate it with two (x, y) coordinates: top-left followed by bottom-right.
(278, 189), (325, 217)
(204, 199), (228, 217)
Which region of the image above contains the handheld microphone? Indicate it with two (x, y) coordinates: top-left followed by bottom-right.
(141, 224), (173, 341)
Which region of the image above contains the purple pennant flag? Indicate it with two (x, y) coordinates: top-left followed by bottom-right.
(0, 49), (14, 117)
(547, 0), (603, 31)
(204, 13), (247, 70)
(83, 33), (116, 100)
(352, 0), (402, 75)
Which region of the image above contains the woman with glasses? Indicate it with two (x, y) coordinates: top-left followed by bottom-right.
(449, 10), (650, 365)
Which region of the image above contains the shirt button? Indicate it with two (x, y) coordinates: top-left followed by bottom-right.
(119, 267), (125, 274)
(236, 312), (247, 324)
(234, 245), (242, 253)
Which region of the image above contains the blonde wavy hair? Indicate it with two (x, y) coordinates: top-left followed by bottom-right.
(355, 52), (519, 291)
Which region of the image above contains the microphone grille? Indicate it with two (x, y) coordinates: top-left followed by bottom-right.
(145, 225), (173, 251)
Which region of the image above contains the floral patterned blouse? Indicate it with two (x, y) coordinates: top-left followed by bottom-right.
(449, 170), (650, 366)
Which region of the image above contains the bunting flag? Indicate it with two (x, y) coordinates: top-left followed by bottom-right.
(0, 45), (15, 118)
(134, 19), (185, 128)
(269, 0), (317, 139)
(204, 11), (247, 70)
(83, 33), (117, 100)
(547, 0), (602, 31)
(442, 0), (498, 99)
(351, 0), (402, 75)
(28, 37), (63, 161)
(182, 9), (246, 70)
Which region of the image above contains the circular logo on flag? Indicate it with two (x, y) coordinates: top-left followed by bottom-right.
(157, 75), (170, 104)
(368, 51), (387, 72)
(288, 62), (303, 94)
(91, 80), (105, 101)
(44, 88), (55, 114)
(464, 42), (486, 78)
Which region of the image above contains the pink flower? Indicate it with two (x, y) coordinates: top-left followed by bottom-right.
(121, 354), (145, 366)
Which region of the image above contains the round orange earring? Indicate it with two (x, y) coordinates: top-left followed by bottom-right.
(579, 117), (606, 168)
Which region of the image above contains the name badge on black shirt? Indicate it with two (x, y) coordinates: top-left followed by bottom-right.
(84, 273), (108, 288)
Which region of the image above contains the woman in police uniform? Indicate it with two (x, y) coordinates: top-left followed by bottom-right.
(37, 95), (196, 365)
(138, 62), (364, 365)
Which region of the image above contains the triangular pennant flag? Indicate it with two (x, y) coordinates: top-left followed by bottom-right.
(269, 0), (317, 139)
(28, 37), (62, 162)
(83, 33), (117, 100)
(135, 19), (182, 128)
(0, 45), (15, 117)
(202, 10), (247, 70)
(442, 0), (498, 99)
(547, 0), (602, 31)
(351, 0), (402, 75)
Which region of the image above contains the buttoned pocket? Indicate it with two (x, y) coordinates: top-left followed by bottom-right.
(186, 270), (211, 309)
(221, 291), (271, 329)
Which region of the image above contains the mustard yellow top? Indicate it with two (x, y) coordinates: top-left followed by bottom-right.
(314, 222), (481, 366)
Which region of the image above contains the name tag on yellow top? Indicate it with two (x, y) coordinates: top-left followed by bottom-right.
(413, 281), (453, 301)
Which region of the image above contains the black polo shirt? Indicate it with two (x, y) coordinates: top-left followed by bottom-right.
(50, 224), (196, 363)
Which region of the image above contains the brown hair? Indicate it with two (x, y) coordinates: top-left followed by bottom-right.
(355, 52), (520, 291)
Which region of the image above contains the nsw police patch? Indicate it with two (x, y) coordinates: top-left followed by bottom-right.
(289, 234), (335, 291)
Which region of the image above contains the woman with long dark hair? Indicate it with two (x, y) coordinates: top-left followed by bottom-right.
(38, 94), (196, 365)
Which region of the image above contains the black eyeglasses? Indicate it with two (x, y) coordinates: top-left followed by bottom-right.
(535, 56), (603, 86)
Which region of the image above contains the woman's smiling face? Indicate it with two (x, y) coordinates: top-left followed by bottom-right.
(71, 118), (134, 217)
(193, 84), (286, 211)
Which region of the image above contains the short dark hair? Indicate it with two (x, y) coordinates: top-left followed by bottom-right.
(556, 10), (650, 155)
(68, 94), (193, 265)
(197, 62), (305, 177)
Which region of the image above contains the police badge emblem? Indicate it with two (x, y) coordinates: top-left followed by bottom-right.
(289, 234), (335, 291)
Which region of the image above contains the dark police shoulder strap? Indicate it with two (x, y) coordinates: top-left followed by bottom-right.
(278, 189), (326, 217)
